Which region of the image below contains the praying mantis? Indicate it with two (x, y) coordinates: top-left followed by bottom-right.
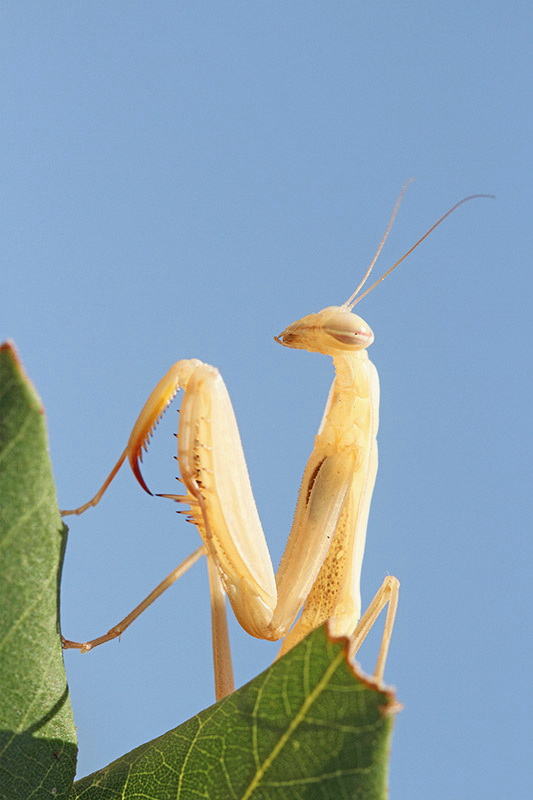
(62, 186), (492, 702)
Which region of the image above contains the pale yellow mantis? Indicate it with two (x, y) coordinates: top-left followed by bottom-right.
(62, 187), (492, 702)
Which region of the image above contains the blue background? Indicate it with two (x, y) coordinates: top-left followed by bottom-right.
(1, 3), (530, 795)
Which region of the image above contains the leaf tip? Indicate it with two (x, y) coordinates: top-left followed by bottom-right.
(325, 624), (401, 716)
(0, 338), (19, 359)
(0, 339), (44, 412)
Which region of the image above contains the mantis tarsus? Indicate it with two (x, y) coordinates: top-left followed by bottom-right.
(62, 187), (493, 701)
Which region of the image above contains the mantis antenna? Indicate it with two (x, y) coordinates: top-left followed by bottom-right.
(344, 190), (495, 310)
(343, 178), (414, 308)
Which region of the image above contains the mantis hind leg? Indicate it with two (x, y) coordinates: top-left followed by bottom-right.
(206, 555), (235, 700)
(347, 575), (399, 682)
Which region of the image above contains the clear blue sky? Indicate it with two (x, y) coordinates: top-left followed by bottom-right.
(2, 3), (530, 795)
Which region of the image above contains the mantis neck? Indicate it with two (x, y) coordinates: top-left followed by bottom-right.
(317, 351), (377, 452)
(332, 350), (370, 390)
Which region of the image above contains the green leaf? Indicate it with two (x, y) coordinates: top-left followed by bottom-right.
(71, 626), (396, 800)
(0, 342), (77, 800)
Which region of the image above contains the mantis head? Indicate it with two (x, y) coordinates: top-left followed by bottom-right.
(275, 306), (374, 355)
(276, 187), (493, 357)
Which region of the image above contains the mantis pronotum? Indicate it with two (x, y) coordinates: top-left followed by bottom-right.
(63, 187), (492, 701)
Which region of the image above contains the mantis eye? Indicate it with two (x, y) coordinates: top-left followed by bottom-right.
(323, 311), (374, 349)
